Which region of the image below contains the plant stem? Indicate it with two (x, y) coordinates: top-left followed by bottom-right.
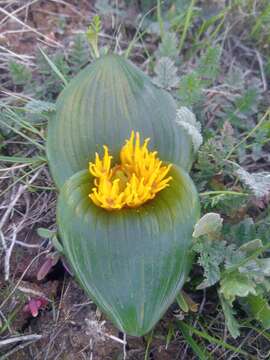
(157, 0), (164, 39)
(178, 0), (195, 54)
(225, 108), (270, 160)
(200, 190), (248, 197)
(144, 330), (153, 360)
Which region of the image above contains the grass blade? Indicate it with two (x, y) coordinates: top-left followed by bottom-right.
(177, 321), (212, 360)
(39, 47), (68, 86)
(178, 0), (195, 54)
(176, 320), (255, 358)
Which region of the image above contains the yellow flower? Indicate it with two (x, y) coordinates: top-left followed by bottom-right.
(89, 131), (172, 210)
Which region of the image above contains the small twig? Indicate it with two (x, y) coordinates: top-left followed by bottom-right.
(0, 7), (62, 47)
(12, 239), (44, 249)
(0, 334), (42, 347)
(255, 50), (267, 91)
(0, 163), (31, 172)
(0, 0), (41, 26)
(4, 227), (16, 281)
(0, 310), (11, 333)
(73, 301), (93, 307)
(227, 329), (254, 360)
(0, 339), (40, 360)
(125, 5), (156, 58)
(123, 333), (127, 360)
(105, 334), (126, 345)
(1, 169), (44, 281)
(90, 337), (93, 360)
(0, 230), (7, 251)
(0, 168), (42, 229)
(0, 45), (34, 63)
(0, 249), (50, 310)
(17, 281), (49, 301)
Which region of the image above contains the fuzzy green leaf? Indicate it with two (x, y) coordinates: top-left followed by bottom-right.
(157, 32), (179, 59)
(178, 73), (203, 107)
(9, 61), (32, 86)
(153, 57), (179, 90)
(25, 99), (56, 114)
(193, 240), (226, 288)
(219, 294), (240, 338)
(175, 107), (203, 153)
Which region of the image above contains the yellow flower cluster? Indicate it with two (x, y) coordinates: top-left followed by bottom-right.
(89, 131), (172, 210)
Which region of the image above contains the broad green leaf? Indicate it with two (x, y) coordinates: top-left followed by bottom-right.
(193, 212), (223, 239)
(246, 294), (270, 329)
(57, 165), (200, 336)
(239, 239), (263, 255)
(176, 291), (198, 312)
(51, 235), (63, 253)
(47, 54), (193, 188)
(176, 292), (189, 313)
(224, 217), (256, 247)
(37, 228), (55, 239)
(224, 244), (245, 269)
(258, 258), (270, 276)
(220, 272), (256, 304)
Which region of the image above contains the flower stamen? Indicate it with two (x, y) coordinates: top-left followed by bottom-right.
(89, 131), (172, 210)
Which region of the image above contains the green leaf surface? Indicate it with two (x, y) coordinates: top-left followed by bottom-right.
(176, 292), (189, 313)
(193, 240), (226, 289)
(39, 47), (68, 86)
(246, 294), (270, 330)
(176, 107), (203, 153)
(219, 294), (240, 339)
(176, 321), (252, 358)
(220, 272), (256, 303)
(152, 57), (179, 89)
(57, 165), (200, 336)
(193, 212), (223, 239)
(47, 54), (193, 188)
(25, 99), (56, 114)
(37, 228), (55, 239)
(156, 32), (179, 59)
(177, 321), (211, 360)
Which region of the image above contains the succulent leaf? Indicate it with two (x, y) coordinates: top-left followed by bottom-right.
(57, 165), (200, 336)
(47, 54), (193, 188)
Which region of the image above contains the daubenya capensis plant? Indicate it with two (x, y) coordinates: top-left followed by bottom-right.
(47, 54), (200, 336)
